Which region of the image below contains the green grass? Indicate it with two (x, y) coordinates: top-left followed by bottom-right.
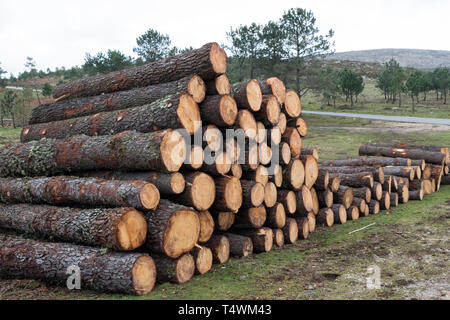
(0, 127), (21, 145)
(302, 80), (450, 119)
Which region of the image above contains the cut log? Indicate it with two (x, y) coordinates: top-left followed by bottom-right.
(330, 176), (341, 193)
(191, 246), (213, 275)
(364, 143), (449, 164)
(396, 181), (410, 204)
(383, 166), (415, 181)
(205, 234), (230, 264)
(301, 155), (319, 189)
(223, 233), (253, 257)
(276, 142), (292, 166)
(284, 90), (301, 118)
(411, 159), (426, 171)
(81, 171), (185, 195)
(225, 138), (241, 163)
(255, 121), (266, 144)
(144, 199), (200, 258)
(240, 180), (265, 208)
(277, 190), (297, 215)
(352, 187), (371, 204)
(30, 75), (206, 125)
(294, 118), (308, 138)
(296, 185), (314, 215)
(381, 191), (390, 210)
(243, 165), (269, 186)
(309, 187), (320, 215)
(265, 203), (286, 229)
(423, 180), (433, 195)
(282, 218), (299, 244)
(390, 193), (399, 207)
(238, 228), (273, 253)
(317, 188), (334, 208)
(382, 175), (392, 193)
(264, 182), (278, 208)
(258, 78), (286, 105)
(153, 253), (195, 284)
(317, 208), (334, 227)
(269, 164), (283, 188)
(306, 212), (316, 232)
(184, 145), (204, 170)
(331, 204), (347, 224)
(259, 142), (272, 165)
(282, 127), (302, 158)
(272, 229), (285, 248)
(368, 200), (380, 215)
(53, 42), (227, 100)
(314, 169), (329, 191)
(321, 166), (385, 184)
(211, 211), (235, 231)
(197, 211), (215, 243)
(371, 182), (383, 201)
(0, 204), (147, 251)
(333, 186), (354, 209)
(0, 235), (156, 295)
(430, 179), (436, 193)
(353, 198), (367, 213)
(234, 206), (267, 229)
(363, 206), (370, 217)
(278, 113), (287, 135)
(236, 110), (258, 140)
(22, 93), (201, 142)
(359, 145), (446, 165)
(203, 125), (222, 152)
(295, 217), (310, 240)
(329, 172), (373, 189)
(414, 166), (422, 180)
(231, 163), (243, 179)
(202, 151), (232, 176)
(409, 180), (424, 191)
(282, 159), (305, 190)
(232, 80), (262, 112)
(321, 157), (412, 168)
(199, 95), (238, 127)
(431, 165), (444, 181)
(206, 74), (231, 95)
(409, 189), (424, 201)
(1, 130), (186, 177)
(0, 176), (159, 211)
(347, 206), (360, 221)
(254, 95), (280, 126)
(211, 177), (242, 213)
(267, 125), (282, 145)
(422, 165), (432, 180)
(176, 172), (215, 211)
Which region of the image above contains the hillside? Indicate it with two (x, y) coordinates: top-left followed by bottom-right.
(327, 49), (450, 71)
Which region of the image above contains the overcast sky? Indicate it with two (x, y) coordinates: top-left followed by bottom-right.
(1, 0), (449, 75)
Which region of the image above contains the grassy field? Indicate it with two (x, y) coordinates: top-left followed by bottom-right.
(0, 120), (448, 300)
(302, 79), (450, 119)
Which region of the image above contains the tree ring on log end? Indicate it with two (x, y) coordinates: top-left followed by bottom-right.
(238, 110), (257, 139)
(117, 209), (148, 251)
(225, 177), (243, 212)
(219, 95), (238, 126)
(170, 173), (186, 194)
(189, 145), (204, 170)
(264, 182), (278, 208)
(290, 159), (305, 190)
(161, 130), (187, 172)
(140, 183), (160, 210)
(131, 255), (156, 295)
(176, 93), (202, 134)
(284, 90), (301, 117)
(175, 254), (195, 284)
(195, 247), (213, 275)
(246, 79), (263, 111)
(251, 183), (265, 207)
(266, 78), (286, 104)
(210, 43), (227, 75)
(187, 75), (206, 103)
(163, 210), (200, 258)
(191, 173), (216, 211)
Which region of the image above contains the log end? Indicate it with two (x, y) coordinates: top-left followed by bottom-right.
(254, 165), (269, 186)
(210, 43), (228, 75)
(214, 74), (231, 95)
(188, 74), (207, 103)
(224, 177), (243, 212)
(247, 206), (267, 228)
(161, 130), (187, 172)
(164, 209), (200, 258)
(284, 191), (297, 214)
(266, 95), (281, 125)
(273, 228), (285, 248)
(194, 246), (213, 275)
(170, 172), (186, 194)
(264, 182), (278, 208)
(273, 165), (283, 188)
(284, 90), (301, 118)
(213, 235), (230, 264)
(219, 95), (238, 126)
(296, 118), (308, 137)
(175, 253), (196, 284)
(191, 173), (216, 211)
(246, 79), (263, 112)
(215, 152), (232, 176)
(251, 183), (265, 207)
(283, 218), (299, 244)
(303, 155), (319, 189)
(307, 212), (316, 232)
(231, 163), (243, 179)
(131, 255), (157, 295)
(272, 203), (287, 228)
(266, 77), (286, 105)
(117, 209), (148, 251)
(140, 183), (161, 210)
(297, 217), (310, 240)
(348, 206), (360, 221)
(198, 211), (215, 243)
(189, 145), (204, 170)
(289, 159), (305, 190)
(238, 110), (257, 139)
(177, 93), (202, 134)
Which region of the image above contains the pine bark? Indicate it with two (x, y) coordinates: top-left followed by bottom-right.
(30, 75), (205, 124)
(175, 172), (216, 211)
(53, 42), (226, 100)
(206, 74), (231, 95)
(0, 235), (156, 295)
(352, 187), (371, 204)
(211, 211), (235, 231)
(236, 228), (273, 253)
(0, 130), (186, 177)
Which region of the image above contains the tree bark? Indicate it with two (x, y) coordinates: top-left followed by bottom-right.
(329, 172), (374, 188)
(321, 166), (384, 184)
(0, 235), (157, 295)
(0, 176), (159, 211)
(30, 75), (206, 125)
(353, 198), (367, 214)
(352, 187), (371, 204)
(265, 203), (286, 229)
(382, 166), (415, 181)
(295, 216), (310, 240)
(258, 78), (286, 105)
(222, 233), (253, 257)
(331, 204), (347, 225)
(211, 211), (235, 231)
(0, 204), (147, 251)
(206, 74), (231, 95)
(277, 189), (297, 215)
(144, 199), (200, 258)
(317, 208), (334, 227)
(199, 95), (238, 127)
(281, 159), (305, 190)
(321, 156), (412, 168)
(317, 188), (333, 208)
(240, 180), (265, 208)
(191, 246), (213, 275)
(368, 200), (380, 214)
(53, 43), (226, 100)
(211, 176), (242, 213)
(152, 253), (195, 284)
(371, 182), (383, 201)
(205, 234), (230, 264)
(282, 218), (299, 244)
(359, 144), (446, 165)
(253, 95), (280, 126)
(296, 186), (314, 215)
(231, 80), (262, 112)
(0, 130), (186, 177)
(333, 186), (354, 209)
(242, 165), (269, 186)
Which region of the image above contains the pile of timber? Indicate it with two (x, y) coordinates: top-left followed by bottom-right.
(0, 42), (316, 295)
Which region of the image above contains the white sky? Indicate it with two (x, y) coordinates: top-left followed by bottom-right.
(1, 0), (449, 75)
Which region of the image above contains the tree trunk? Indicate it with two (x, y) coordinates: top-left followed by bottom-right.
(242, 165), (269, 186)
(53, 43), (226, 100)
(299, 155), (319, 188)
(329, 172), (374, 189)
(264, 182), (277, 208)
(330, 176), (341, 193)
(205, 234), (230, 264)
(0, 176), (159, 211)
(296, 186), (314, 215)
(22, 93), (201, 142)
(353, 198), (367, 213)
(144, 199), (200, 258)
(381, 191), (391, 210)
(265, 203), (286, 229)
(371, 182), (383, 201)
(277, 189), (297, 215)
(233, 206), (267, 229)
(359, 144), (446, 165)
(390, 193), (399, 207)
(333, 186), (354, 209)
(211, 176), (242, 213)
(368, 200), (380, 214)
(321, 157), (412, 167)
(231, 80), (262, 112)
(152, 253), (195, 284)
(321, 166), (384, 184)
(331, 204), (347, 225)
(1, 130), (186, 177)
(199, 95), (238, 127)
(314, 169), (329, 191)
(352, 187), (371, 204)
(409, 189), (424, 201)
(0, 235), (156, 295)
(254, 95), (280, 126)
(295, 216), (310, 240)
(309, 187), (320, 215)
(222, 233), (253, 257)
(382, 166), (415, 181)
(272, 228), (285, 247)
(0, 204), (147, 251)
(282, 127), (302, 158)
(317, 208), (334, 227)
(30, 75), (206, 125)
(347, 206), (360, 221)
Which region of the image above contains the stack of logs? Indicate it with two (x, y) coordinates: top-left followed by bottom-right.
(0, 42), (319, 295)
(313, 143), (449, 227)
